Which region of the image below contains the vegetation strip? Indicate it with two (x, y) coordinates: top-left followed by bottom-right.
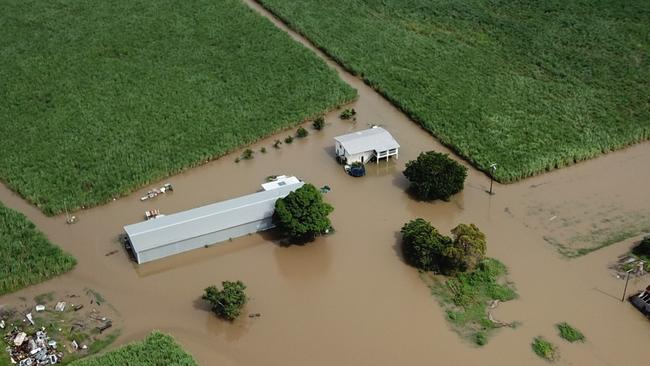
(0, 0), (355, 215)
(68, 332), (197, 366)
(422, 259), (518, 345)
(0, 203), (76, 296)
(532, 336), (559, 361)
(258, 0), (650, 182)
(557, 322), (585, 343)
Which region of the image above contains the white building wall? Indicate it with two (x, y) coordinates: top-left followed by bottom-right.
(345, 151), (375, 164)
(136, 218), (274, 264)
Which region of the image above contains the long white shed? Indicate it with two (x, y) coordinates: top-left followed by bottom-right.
(123, 178), (303, 264)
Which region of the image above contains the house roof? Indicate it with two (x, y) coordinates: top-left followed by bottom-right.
(124, 181), (304, 253)
(333, 127), (400, 155)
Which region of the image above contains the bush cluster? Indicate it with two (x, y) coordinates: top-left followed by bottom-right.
(401, 218), (486, 274)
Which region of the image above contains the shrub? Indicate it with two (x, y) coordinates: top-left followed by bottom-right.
(339, 108), (356, 120)
(445, 224), (487, 273)
(241, 149), (254, 160)
(400, 218), (451, 271)
(273, 140), (283, 149)
(284, 136), (294, 144)
(474, 331), (488, 346)
(557, 322), (585, 342)
(532, 337), (558, 361)
(403, 151), (467, 201)
(296, 127), (309, 138)
(313, 116), (325, 130)
(273, 184), (333, 243)
(202, 281), (247, 321)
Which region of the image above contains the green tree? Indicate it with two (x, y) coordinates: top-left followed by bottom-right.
(400, 218), (451, 271)
(403, 151), (467, 201)
(445, 223), (487, 273)
(202, 281), (247, 321)
(273, 184), (333, 242)
(632, 236), (650, 257)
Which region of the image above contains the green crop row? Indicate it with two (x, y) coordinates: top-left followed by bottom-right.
(258, 0), (650, 182)
(69, 332), (197, 366)
(0, 0), (356, 215)
(0, 203), (76, 295)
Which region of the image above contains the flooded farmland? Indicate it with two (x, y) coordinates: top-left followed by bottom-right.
(1, 1), (650, 365)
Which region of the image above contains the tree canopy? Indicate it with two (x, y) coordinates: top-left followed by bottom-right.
(203, 281), (247, 321)
(403, 151), (467, 201)
(401, 218), (451, 271)
(401, 219), (487, 274)
(273, 183), (333, 243)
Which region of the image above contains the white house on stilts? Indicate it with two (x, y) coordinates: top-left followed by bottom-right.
(334, 126), (400, 165)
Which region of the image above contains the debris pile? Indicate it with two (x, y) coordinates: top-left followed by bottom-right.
(140, 183), (173, 201)
(611, 255), (647, 279)
(4, 327), (62, 365)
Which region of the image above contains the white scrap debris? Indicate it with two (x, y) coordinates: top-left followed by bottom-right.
(26, 313), (34, 326)
(55, 302), (66, 312)
(35, 305), (45, 312)
(549, 215), (557, 221)
(14, 332), (27, 346)
(0, 319), (5, 329)
(71, 340), (78, 350)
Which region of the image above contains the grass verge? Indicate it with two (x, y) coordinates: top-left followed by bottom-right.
(421, 258), (517, 345)
(0, 203), (76, 295)
(532, 336), (559, 361)
(68, 332), (197, 366)
(556, 322), (585, 343)
(258, 0), (650, 182)
(0, 0), (356, 215)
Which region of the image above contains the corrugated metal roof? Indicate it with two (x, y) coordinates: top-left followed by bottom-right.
(261, 175), (301, 191)
(333, 127), (400, 155)
(124, 181), (304, 252)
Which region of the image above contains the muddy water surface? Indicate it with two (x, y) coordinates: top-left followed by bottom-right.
(1, 1), (650, 365)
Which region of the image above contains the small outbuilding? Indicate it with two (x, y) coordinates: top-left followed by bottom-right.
(334, 126), (399, 164)
(123, 176), (303, 264)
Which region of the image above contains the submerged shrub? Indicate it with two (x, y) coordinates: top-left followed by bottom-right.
(241, 149), (254, 160)
(313, 116), (325, 130)
(296, 127), (309, 138)
(557, 322), (585, 342)
(339, 108), (356, 120)
(260, 147), (267, 153)
(273, 140), (283, 149)
(203, 281), (247, 321)
(284, 136), (294, 144)
(532, 337), (558, 361)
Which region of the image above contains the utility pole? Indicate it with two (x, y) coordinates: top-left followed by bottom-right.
(487, 163), (497, 195)
(621, 268), (634, 302)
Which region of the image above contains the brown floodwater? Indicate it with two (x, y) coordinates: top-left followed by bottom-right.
(1, 1), (650, 365)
